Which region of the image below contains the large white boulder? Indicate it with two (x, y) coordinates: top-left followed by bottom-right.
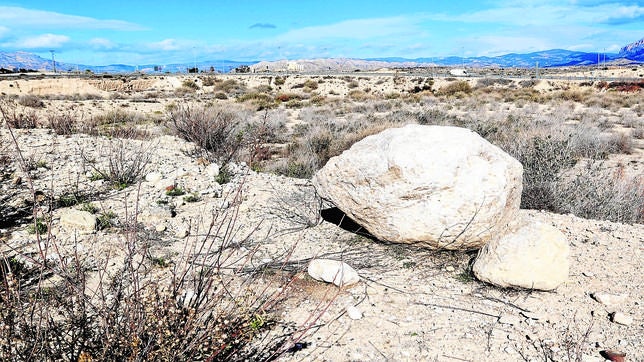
(312, 124), (523, 250)
(472, 217), (569, 291)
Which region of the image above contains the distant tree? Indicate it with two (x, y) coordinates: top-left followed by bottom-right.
(234, 65), (250, 73)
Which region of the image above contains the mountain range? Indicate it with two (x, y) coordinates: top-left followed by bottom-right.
(1, 37), (642, 74)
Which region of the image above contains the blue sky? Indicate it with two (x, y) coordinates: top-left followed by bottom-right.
(0, 0), (642, 65)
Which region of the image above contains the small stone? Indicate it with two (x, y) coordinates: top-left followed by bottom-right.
(445, 265), (455, 272)
(145, 172), (163, 183)
(591, 292), (628, 308)
(582, 271), (594, 277)
(155, 223), (167, 232)
(220, 200), (230, 209)
(205, 163), (220, 178)
(308, 259), (359, 287)
(346, 306), (363, 320)
(59, 209), (96, 234)
(174, 167), (190, 178)
(175, 226), (189, 238)
(610, 312), (633, 326)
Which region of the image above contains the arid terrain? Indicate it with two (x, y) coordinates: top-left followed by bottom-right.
(1, 67), (642, 361)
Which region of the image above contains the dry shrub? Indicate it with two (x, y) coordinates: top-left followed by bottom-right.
(476, 78), (512, 88)
(275, 93), (303, 102)
(604, 132), (633, 154)
(436, 81), (472, 97)
(0, 97), (39, 129)
(48, 109), (80, 135)
(555, 162), (643, 223)
(348, 90), (370, 101)
(86, 109), (150, 139)
(201, 76), (219, 86)
(82, 139), (152, 189)
(17, 94), (44, 108)
(0, 189), (310, 361)
(169, 103), (244, 163)
(557, 89), (591, 103)
(213, 79), (247, 96)
(274, 76), (286, 86)
(236, 92), (276, 110)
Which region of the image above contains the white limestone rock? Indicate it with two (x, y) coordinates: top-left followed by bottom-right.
(312, 124), (523, 250)
(473, 218), (569, 291)
(59, 209), (96, 234)
(308, 259), (360, 287)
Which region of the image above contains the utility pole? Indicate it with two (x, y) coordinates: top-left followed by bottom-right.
(50, 50), (56, 73)
(535, 61), (539, 79)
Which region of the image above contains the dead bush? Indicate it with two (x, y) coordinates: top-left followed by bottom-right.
(86, 109), (149, 139)
(82, 139), (152, 189)
(0, 188), (312, 361)
(0, 97), (38, 129)
(169, 103), (244, 163)
(17, 94), (45, 108)
(555, 162), (643, 223)
(48, 110), (80, 135)
(436, 81), (472, 97)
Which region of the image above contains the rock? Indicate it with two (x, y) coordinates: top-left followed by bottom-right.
(174, 166), (190, 178)
(346, 305), (363, 320)
(174, 224), (189, 238)
(155, 223), (167, 232)
(472, 217), (569, 291)
(610, 312), (633, 326)
(307, 259), (359, 287)
(591, 292), (628, 308)
(205, 163), (220, 178)
(145, 172), (163, 183)
(139, 206), (173, 224)
(59, 209), (96, 234)
(312, 124), (523, 250)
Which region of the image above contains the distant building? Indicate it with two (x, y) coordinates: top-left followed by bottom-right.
(449, 68), (469, 77)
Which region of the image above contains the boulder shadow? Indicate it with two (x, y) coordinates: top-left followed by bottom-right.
(320, 207), (377, 241)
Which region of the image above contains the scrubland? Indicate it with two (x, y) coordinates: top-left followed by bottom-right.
(0, 70), (642, 361)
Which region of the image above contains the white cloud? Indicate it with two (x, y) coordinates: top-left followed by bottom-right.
(148, 39), (183, 51)
(0, 6), (145, 30)
(89, 37), (116, 49)
(20, 33), (70, 48)
(0, 26), (9, 38)
(431, 3), (644, 27)
(276, 15), (425, 42)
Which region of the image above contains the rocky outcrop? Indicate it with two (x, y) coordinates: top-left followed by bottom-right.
(312, 124), (523, 250)
(472, 215), (569, 291)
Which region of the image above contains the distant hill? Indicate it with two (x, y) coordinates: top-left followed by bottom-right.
(618, 37), (644, 61)
(1, 37), (642, 73)
(0, 51), (256, 74)
(370, 49), (615, 68)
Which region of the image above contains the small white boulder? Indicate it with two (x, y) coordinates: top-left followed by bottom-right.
(308, 259), (359, 287)
(473, 218), (569, 291)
